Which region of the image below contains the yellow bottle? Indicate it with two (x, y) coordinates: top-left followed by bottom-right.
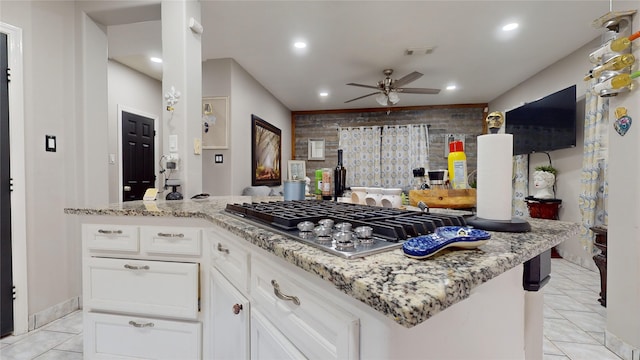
(589, 37), (632, 63)
(585, 54), (635, 80)
(593, 71), (640, 94)
(447, 141), (468, 189)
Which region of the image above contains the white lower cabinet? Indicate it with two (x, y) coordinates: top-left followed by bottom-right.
(85, 312), (201, 360)
(210, 268), (250, 360)
(250, 309), (306, 360)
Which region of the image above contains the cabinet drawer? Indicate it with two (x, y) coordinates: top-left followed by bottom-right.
(251, 257), (359, 360)
(208, 229), (250, 292)
(83, 224), (139, 253)
(141, 226), (202, 256)
(85, 257), (199, 319)
(85, 311), (201, 359)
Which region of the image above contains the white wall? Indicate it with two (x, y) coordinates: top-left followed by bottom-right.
(107, 60), (162, 203)
(202, 58), (232, 195)
(606, 13), (640, 355)
(490, 37), (601, 270)
(0, 1), (83, 315)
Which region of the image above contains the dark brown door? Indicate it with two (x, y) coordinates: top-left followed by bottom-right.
(0, 32), (14, 337)
(122, 111), (155, 201)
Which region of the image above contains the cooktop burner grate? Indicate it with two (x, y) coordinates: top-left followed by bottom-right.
(224, 200), (467, 259)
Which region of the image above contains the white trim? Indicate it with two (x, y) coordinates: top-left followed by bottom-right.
(0, 21), (28, 336)
(117, 105), (160, 203)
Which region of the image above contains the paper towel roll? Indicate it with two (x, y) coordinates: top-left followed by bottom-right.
(476, 134), (513, 221)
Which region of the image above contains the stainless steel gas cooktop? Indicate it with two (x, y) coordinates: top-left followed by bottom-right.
(224, 200), (467, 259)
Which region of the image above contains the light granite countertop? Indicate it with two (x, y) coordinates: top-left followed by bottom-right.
(65, 196), (579, 328)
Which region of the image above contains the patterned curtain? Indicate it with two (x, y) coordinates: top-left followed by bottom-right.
(578, 80), (609, 255)
(512, 155), (529, 218)
(338, 126), (382, 187)
(380, 125), (430, 189)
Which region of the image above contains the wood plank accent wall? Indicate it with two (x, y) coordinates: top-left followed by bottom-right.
(291, 104), (488, 187)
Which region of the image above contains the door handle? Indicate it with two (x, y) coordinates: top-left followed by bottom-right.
(123, 186), (132, 192)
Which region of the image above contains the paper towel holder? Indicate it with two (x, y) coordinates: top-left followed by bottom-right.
(465, 216), (531, 233)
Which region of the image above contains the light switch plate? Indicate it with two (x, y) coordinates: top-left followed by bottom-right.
(194, 138), (202, 155)
(45, 135), (56, 152)
(169, 134), (178, 152)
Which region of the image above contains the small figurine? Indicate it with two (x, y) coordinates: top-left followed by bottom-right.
(532, 170), (555, 199)
(304, 176), (311, 195)
(486, 111), (505, 134)
(614, 107), (632, 136)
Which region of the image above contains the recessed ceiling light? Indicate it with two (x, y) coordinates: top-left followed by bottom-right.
(502, 23), (519, 31)
(446, 85), (457, 90)
(150, 57), (163, 63)
(294, 42), (307, 49)
(319, 92), (329, 97)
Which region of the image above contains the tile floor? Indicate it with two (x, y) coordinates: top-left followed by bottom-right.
(0, 259), (623, 359)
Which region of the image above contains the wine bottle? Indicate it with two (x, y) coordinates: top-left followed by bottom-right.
(334, 149), (347, 200)
(589, 30), (640, 63)
(593, 71), (640, 94)
(584, 54), (635, 80)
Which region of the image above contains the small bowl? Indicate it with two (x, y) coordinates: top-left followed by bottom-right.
(297, 221), (315, 232)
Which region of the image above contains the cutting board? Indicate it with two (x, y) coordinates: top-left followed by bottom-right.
(409, 189), (477, 209)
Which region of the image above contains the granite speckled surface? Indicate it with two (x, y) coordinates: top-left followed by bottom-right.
(65, 196), (579, 328)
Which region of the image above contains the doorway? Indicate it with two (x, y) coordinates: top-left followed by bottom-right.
(119, 108), (157, 201)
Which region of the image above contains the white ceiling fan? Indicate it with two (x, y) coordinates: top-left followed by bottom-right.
(345, 69), (441, 106)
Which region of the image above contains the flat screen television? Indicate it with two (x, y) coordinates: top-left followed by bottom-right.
(505, 85), (577, 155)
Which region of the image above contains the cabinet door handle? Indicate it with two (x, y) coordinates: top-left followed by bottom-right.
(157, 232), (184, 238)
(97, 229), (123, 235)
(271, 280), (300, 306)
(217, 243), (230, 254)
(128, 320), (154, 328)
(232, 304), (243, 315)
(124, 264), (150, 270)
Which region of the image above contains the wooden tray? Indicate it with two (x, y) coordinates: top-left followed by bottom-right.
(409, 189), (476, 209)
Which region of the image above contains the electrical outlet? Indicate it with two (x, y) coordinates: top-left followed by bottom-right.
(169, 134), (178, 152)
(215, 154), (223, 163)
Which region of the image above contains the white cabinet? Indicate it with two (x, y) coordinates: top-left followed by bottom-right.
(210, 268), (250, 360)
(82, 223), (205, 360)
(84, 257), (199, 319)
(250, 309), (306, 360)
(85, 312), (201, 360)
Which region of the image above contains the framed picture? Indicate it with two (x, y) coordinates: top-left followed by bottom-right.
(308, 138), (325, 160)
(202, 96), (229, 149)
(287, 160), (306, 181)
(251, 114), (281, 186)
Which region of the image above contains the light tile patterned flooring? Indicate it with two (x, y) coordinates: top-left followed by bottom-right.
(0, 259), (623, 359)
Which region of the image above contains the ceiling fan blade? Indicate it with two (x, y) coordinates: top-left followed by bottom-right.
(398, 87), (441, 94)
(346, 83), (381, 90)
(344, 92), (380, 103)
(393, 71), (423, 88)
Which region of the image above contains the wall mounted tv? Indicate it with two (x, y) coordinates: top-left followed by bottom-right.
(505, 85), (577, 155)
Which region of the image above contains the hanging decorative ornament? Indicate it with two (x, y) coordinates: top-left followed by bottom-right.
(614, 107), (632, 136)
(164, 86), (181, 112)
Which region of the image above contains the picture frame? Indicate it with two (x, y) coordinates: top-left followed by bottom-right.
(287, 160), (306, 181)
(251, 114), (281, 186)
(202, 96), (229, 149)
(308, 138), (325, 160)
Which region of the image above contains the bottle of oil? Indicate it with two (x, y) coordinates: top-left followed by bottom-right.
(593, 71), (640, 94)
(584, 54), (635, 80)
(334, 149), (347, 200)
(588, 30), (640, 63)
(447, 141), (468, 189)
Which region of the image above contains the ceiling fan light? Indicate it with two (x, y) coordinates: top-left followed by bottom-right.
(376, 93), (388, 106)
(388, 91), (400, 104)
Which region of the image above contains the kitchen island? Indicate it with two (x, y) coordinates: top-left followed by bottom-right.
(66, 196), (579, 359)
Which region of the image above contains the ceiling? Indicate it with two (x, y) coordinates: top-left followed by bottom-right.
(98, 1), (637, 111)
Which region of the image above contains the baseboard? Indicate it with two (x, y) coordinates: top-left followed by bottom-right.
(606, 330), (636, 360)
(28, 296), (82, 331)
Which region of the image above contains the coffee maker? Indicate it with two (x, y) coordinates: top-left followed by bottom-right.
(412, 168), (428, 190)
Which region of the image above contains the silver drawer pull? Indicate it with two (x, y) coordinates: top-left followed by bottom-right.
(97, 229), (123, 235)
(157, 232), (184, 238)
(271, 280), (300, 306)
(124, 264), (150, 270)
(217, 243), (230, 254)
(128, 320), (154, 328)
